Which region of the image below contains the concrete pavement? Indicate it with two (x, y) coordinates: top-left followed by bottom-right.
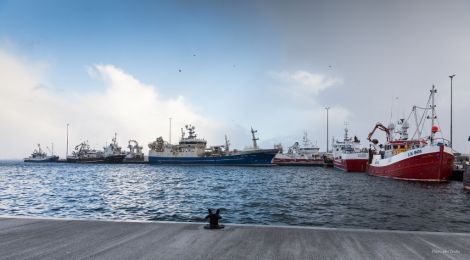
(0, 216), (468, 260)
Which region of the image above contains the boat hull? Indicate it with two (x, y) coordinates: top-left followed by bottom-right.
(149, 150), (277, 166)
(66, 154), (126, 164)
(24, 156), (59, 163)
(273, 158), (324, 166)
(367, 145), (454, 181)
(334, 159), (368, 172)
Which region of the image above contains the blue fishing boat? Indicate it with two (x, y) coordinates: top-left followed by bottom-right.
(148, 125), (277, 166)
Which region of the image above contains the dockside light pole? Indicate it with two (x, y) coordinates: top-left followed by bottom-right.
(169, 117), (172, 144)
(66, 123), (69, 157)
(449, 74), (455, 148)
(325, 107), (330, 152)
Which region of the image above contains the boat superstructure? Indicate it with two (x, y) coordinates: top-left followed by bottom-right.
(66, 141), (104, 163)
(332, 127), (369, 172)
(148, 125), (277, 165)
(124, 140), (145, 163)
(102, 133), (126, 163)
(273, 132), (325, 166)
(24, 144), (59, 162)
(67, 134), (126, 163)
(367, 86), (454, 181)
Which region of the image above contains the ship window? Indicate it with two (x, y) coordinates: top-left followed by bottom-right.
(393, 145), (398, 149)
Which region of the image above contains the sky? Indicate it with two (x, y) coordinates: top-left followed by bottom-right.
(1, 0), (470, 159)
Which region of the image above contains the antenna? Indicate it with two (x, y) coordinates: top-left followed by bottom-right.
(389, 97), (399, 124)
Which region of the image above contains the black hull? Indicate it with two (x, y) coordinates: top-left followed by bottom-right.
(104, 155), (126, 163)
(24, 156), (59, 163)
(66, 155), (126, 164)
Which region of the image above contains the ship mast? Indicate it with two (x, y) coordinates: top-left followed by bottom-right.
(251, 127), (259, 149)
(225, 134), (230, 152)
(429, 85), (437, 144)
(303, 131), (309, 147)
(344, 122), (349, 141)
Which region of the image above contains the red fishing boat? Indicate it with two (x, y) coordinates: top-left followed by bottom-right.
(367, 86), (454, 181)
(332, 127), (368, 172)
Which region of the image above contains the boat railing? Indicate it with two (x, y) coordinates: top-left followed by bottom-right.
(433, 138), (451, 147)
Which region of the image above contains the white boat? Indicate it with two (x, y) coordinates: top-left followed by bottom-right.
(24, 144), (59, 162)
(273, 132), (325, 166)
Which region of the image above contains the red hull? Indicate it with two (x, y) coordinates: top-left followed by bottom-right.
(367, 146), (454, 181)
(334, 159), (368, 172)
(273, 158), (324, 166)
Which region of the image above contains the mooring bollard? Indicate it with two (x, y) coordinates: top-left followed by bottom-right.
(204, 208), (225, 229)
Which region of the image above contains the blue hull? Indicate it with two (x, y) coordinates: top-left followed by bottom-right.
(149, 150), (277, 166)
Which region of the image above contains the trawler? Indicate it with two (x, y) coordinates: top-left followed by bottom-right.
(148, 125), (277, 165)
(273, 132), (325, 166)
(102, 134), (126, 163)
(367, 86), (454, 181)
(332, 127), (369, 172)
(123, 140), (146, 163)
(24, 144), (59, 162)
(66, 142), (104, 163)
(67, 134), (126, 163)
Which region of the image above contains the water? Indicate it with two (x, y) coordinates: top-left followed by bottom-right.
(0, 161), (469, 232)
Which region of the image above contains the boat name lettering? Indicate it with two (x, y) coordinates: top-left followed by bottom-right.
(407, 149), (422, 157)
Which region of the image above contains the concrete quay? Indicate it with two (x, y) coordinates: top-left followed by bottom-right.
(0, 216), (468, 260)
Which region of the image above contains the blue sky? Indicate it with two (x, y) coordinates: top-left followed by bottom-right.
(1, 1), (285, 120)
(1, 0), (470, 158)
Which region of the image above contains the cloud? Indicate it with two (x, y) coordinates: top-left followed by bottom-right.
(0, 49), (225, 159)
(260, 69), (352, 151)
(268, 70), (343, 110)
(270, 70), (342, 96)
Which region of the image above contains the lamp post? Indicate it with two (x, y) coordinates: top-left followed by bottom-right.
(449, 74), (455, 148)
(169, 117), (172, 144)
(325, 107), (330, 152)
(66, 123), (69, 157)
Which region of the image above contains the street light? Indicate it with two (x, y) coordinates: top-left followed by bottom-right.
(449, 74), (455, 148)
(66, 123), (69, 158)
(169, 117), (172, 144)
(325, 107), (330, 152)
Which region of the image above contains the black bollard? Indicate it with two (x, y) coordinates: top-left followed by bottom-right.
(204, 208), (225, 229)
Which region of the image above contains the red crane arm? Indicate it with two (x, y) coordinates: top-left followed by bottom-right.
(367, 122), (391, 142)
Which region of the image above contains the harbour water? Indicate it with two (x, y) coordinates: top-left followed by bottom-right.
(0, 161), (469, 232)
